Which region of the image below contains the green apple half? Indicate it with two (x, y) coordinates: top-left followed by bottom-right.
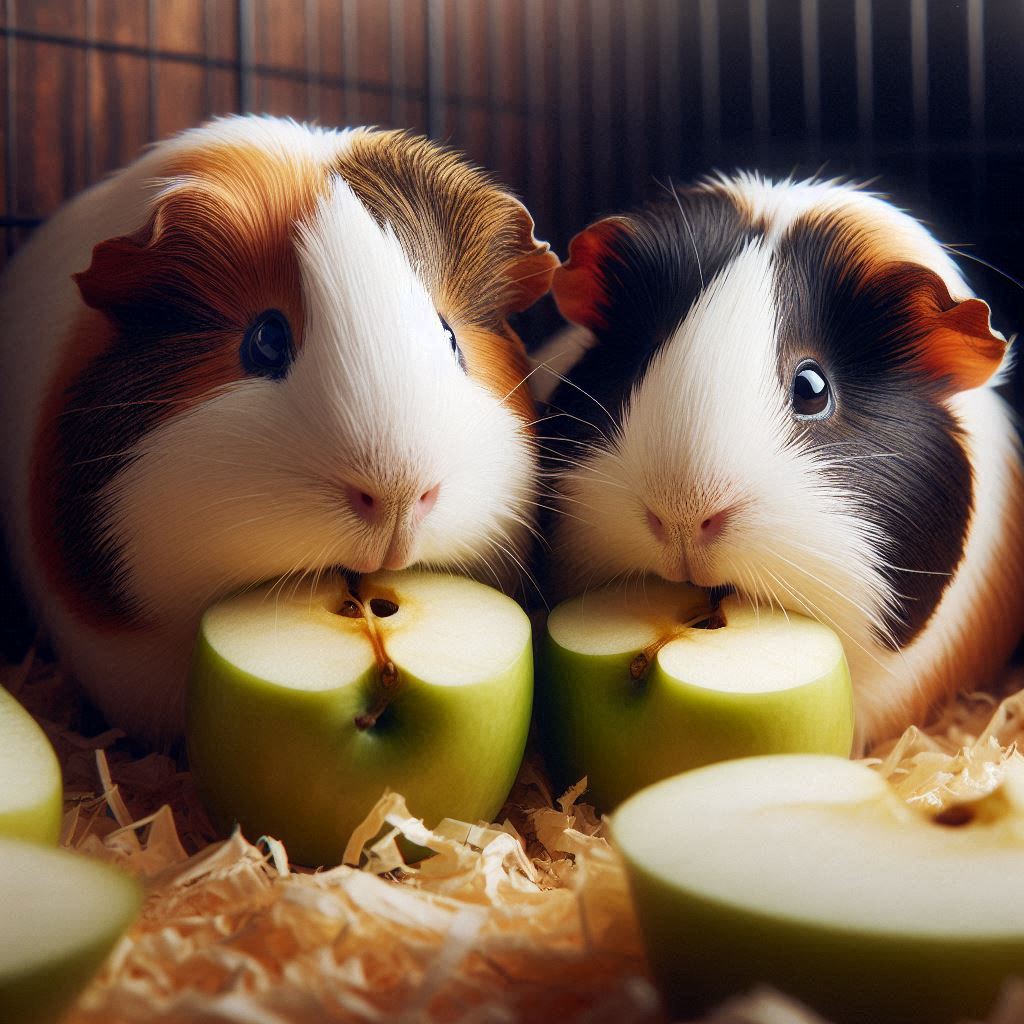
(0, 685), (62, 844)
(0, 837), (141, 1024)
(612, 754), (1024, 1024)
(186, 570), (533, 867)
(538, 580), (854, 810)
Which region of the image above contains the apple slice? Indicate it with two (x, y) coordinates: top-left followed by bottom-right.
(538, 579), (854, 810)
(0, 685), (62, 844)
(612, 755), (1024, 1024)
(186, 569), (533, 867)
(0, 837), (141, 1024)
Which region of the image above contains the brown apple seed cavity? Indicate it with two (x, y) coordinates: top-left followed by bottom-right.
(692, 609), (727, 630)
(932, 804), (975, 827)
(629, 652), (650, 681)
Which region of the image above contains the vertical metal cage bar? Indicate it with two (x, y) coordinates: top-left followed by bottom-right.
(147, 0), (158, 141)
(84, 0), (96, 180)
(699, 0), (720, 157)
(237, 0), (254, 114)
(800, 0), (821, 152)
(557, 0), (580, 244)
(749, 0), (770, 152)
(625, 0), (646, 197)
(3, 0), (15, 253)
(966, 0), (984, 144)
(854, 0), (873, 157)
(966, 0), (985, 225)
(343, 0), (359, 124)
(910, 0), (928, 142)
(486, 0), (503, 168)
(305, 0), (320, 120)
(524, 0), (544, 209)
(389, 0), (406, 129)
(454, 0), (474, 147)
(656, 0), (681, 176)
(426, 0), (445, 141)
(909, 0), (928, 193)
(590, 0), (613, 213)
(202, 0), (215, 115)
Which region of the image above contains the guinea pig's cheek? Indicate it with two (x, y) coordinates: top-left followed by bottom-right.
(426, 395), (534, 571)
(455, 325), (535, 428)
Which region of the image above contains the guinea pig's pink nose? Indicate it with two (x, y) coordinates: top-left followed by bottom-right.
(696, 508), (730, 545)
(414, 483), (441, 524)
(345, 485), (383, 526)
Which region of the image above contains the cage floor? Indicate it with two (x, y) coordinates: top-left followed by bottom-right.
(5, 649), (1024, 1024)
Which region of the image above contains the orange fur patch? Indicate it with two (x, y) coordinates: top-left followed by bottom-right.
(869, 263), (1006, 394)
(551, 218), (630, 331)
(457, 324), (536, 427)
(334, 130), (558, 339)
(75, 140), (320, 344)
(32, 140), (325, 629)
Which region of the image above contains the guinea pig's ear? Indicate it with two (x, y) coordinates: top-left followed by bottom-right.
(72, 217), (165, 318)
(551, 217), (632, 331)
(881, 263), (1007, 395)
(501, 198), (560, 313)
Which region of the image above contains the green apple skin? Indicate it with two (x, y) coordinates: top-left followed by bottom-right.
(0, 838), (141, 1024)
(0, 686), (62, 845)
(612, 755), (1024, 1024)
(186, 573), (533, 868)
(538, 592), (854, 811)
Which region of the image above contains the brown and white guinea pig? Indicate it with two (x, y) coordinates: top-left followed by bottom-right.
(541, 174), (1024, 751)
(0, 115), (557, 747)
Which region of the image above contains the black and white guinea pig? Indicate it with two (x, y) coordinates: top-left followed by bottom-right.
(541, 174), (1024, 751)
(0, 115), (557, 746)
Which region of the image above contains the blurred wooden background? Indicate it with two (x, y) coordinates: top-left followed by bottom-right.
(1, 0), (1022, 355)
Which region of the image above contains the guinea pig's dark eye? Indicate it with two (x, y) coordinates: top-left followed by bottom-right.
(792, 360), (833, 419)
(242, 310), (293, 380)
(439, 314), (466, 372)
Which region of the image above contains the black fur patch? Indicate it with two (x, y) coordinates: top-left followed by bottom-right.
(773, 215), (972, 647)
(544, 189), (754, 459)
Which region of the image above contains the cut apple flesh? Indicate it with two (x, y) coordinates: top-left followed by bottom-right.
(0, 838), (141, 1024)
(201, 571), (528, 694)
(0, 686), (62, 844)
(539, 579), (854, 809)
(612, 755), (1024, 1024)
(548, 582), (842, 692)
(187, 570), (534, 867)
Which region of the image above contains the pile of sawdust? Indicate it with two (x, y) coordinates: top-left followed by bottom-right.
(5, 647), (1024, 1024)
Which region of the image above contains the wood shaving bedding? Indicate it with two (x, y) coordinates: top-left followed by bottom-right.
(4, 650), (1024, 1024)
